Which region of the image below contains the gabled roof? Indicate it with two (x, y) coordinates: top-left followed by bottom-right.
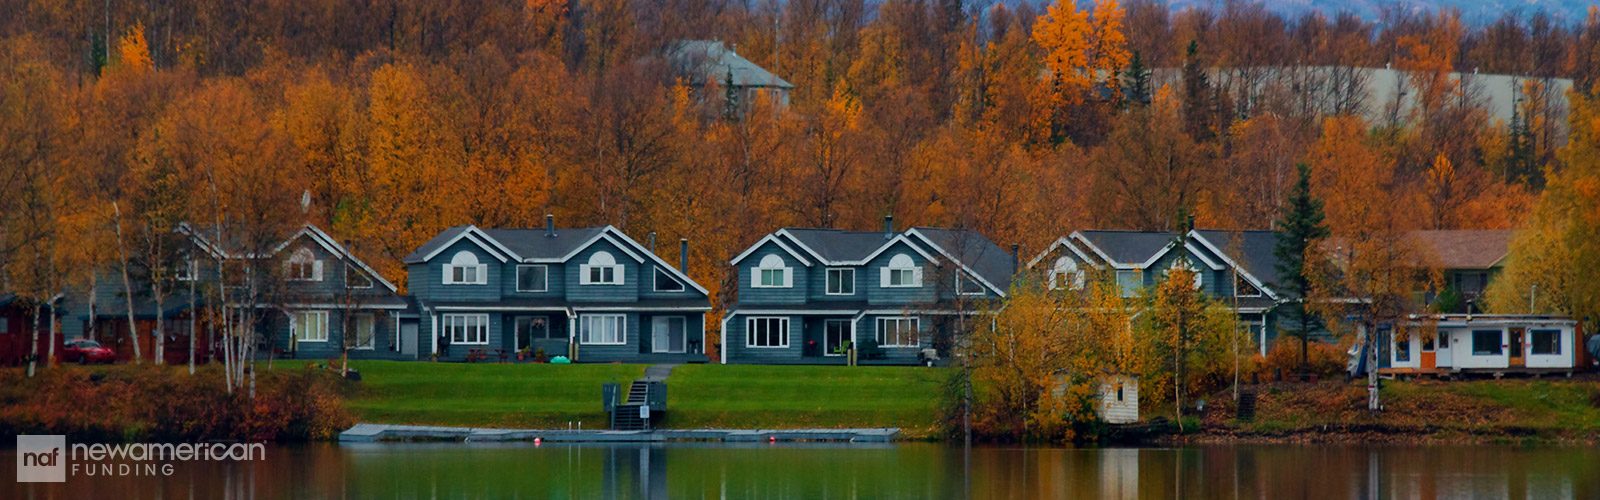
(1025, 237), (1097, 270)
(1070, 231), (1178, 269)
(668, 40), (795, 89)
(1407, 230), (1513, 270)
(907, 228), (1016, 295)
(731, 226), (1014, 297)
(1190, 230), (1284, 300)
(404, 224), (709, 295)
(273, 224), (401, 292)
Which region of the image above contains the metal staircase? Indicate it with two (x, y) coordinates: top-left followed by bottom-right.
(604, 380), (667, 431)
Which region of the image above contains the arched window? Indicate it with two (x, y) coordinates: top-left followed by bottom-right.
(285, 247), (322, 281)
(1049, 257), (1084, 290)
(444, 250), (486, 285)
(753, 254), (792, 288)
(581, 250), (624, 285)
(882, 253), (921, 287)
(1165, 259), (1202, 290)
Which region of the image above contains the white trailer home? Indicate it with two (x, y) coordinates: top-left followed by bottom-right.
(1374, 315), (1589, 378)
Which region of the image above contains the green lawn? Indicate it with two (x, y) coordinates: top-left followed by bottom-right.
(341, 361), (953, 435)
(345, 361), (645, 429)
(668, 364), (953, 434)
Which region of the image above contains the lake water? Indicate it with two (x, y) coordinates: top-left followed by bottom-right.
(5, 441), (1598, 499)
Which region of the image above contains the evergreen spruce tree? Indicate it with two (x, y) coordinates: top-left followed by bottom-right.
(1273, 163), (1331, 374)
(1124, 51), (1152, 107)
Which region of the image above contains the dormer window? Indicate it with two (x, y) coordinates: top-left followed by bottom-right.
(580, 251), (624, 285)
(444, 251), (487, 285)
(346, 265), (374, 289)
(956, 271), (986, 295)
(285, 248), (322, 281)
(1048, 257), (1084, 290)
(1236, 274), (1262, 297)
(654, 268), (685, 292)
(176, 259), (199, 282)
(752, 254), (792, 288)
(882, 253), (921, 288)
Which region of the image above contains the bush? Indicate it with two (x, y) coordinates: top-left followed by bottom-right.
(0, 365), (352, 442)
(1259, 337), (1347, 379)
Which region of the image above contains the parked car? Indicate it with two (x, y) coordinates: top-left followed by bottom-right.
(62, 339), (116, 364)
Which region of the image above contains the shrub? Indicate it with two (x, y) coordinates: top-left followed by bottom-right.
(1260, 337), (1348, 379)
(0, 365), (351, 442)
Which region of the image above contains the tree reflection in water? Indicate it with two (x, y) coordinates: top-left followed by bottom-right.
(6, 442), (1597, 499)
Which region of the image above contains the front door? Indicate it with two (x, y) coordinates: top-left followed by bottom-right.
(652, 316), (686, 353)
(514, 316), (551, 351)
(1420, 336), (1436, 369)
(400, 321), (418, 357)
(1509, 327), (1525, 367)
(824, 320), (850, 356)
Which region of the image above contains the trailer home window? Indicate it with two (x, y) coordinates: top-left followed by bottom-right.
(1393, 336), (1410, 362)
(1471, 330), (1502, 356)
(1530, 329), (1561, 355)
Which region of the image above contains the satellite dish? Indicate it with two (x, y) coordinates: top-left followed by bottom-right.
(300, 190), (311, 214)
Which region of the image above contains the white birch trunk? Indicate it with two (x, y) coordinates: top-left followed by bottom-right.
(113, 202), (142, 363)
(27, 304), (41, 377)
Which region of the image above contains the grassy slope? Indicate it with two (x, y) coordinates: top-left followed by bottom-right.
(667, 365), (951, 434)
(345, 361), (645, 428)
(1212, 377), (1600, 439)
(343, 362), (952, 435)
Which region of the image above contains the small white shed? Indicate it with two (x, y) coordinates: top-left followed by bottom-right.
(1096, 374), (1139, 424)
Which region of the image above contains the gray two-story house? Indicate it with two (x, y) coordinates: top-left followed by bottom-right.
(401, 218), (711, 363)
(1028, 229), (1288, 355)
(261, 224), (411, 361)
(722, 218), (1016, 365)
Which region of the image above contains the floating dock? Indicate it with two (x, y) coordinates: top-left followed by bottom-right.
(338, 423), (900, 443)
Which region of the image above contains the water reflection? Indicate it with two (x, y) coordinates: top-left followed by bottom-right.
(5, 442), (1597, 499)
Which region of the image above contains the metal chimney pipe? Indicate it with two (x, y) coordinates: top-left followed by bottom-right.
(884, 215), (894, 239)
(648, 232), (656, 252)
(680, 239), (690, 274)
(544, 214), (555, 237)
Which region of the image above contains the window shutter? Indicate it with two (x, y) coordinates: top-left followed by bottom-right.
(580, 265), (591, 285)
(613, 264), (624, 284)
(912, 268), (924, 286)
(751, 267), (762, 287)
(312, 260), (324, 281)
(880, 267), (890, 287)
(477, 264), (488, 284)
(442, 265), (453, 285)
(782, 268), (793, 288)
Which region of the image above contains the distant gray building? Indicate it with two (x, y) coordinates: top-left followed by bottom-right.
(668, 40), (794, 111)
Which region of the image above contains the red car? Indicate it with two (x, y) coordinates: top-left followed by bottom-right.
(62, 339), (116, 364)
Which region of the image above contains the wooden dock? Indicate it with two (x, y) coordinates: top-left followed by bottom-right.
(338, 423), (901, 443)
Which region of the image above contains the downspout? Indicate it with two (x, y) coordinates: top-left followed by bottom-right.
(567, 307), (577, 361)
(719, 312), (732, 364)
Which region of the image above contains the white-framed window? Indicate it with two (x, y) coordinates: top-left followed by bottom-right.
(877, 317), (919, 347)
(1164, 259), (1202, 290)
(351, 313), (376, 350)
(826, 268), (854, 295)
(1393, 335), (1410, 362)
(517, 265), (548, 292)
(1471, 330), (1502, 356)
(285, 248), (323, 282)
(580, 314), (626, 345)
(1048, 257), (1084, 291)
(881, 253), (922, 288)
(654, 268), (686, 292)
(1235, 274), (1262, 297)
(346, 265), (374, 289)
(580, 251), (624, 285)
(444, 251), (488, 285)
(292, 310), (329, 342)
(444, 314), (489, 345)
(752, 254), (792, 288)
(176, 259), (199, 281)
(956, 271), (986, 295)
(1116, 270), (1140, 297)
(746, 317), (789, 348)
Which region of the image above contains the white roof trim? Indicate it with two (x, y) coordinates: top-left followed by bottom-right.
(174, 223), (231, 259)
(594, 227), (712, 296)
(280, 302), (409, 310)
(1025, 237), (1098, 270)
(728, 233), (815, 267)
(771, 229), (834, 264)
(1069, 231), (1137, 270)
(857, 234), (941, 267)
(553, 230), (646, 264)
(904, 228), (1007, 298)
(417, 226), (516, 263)
(274, 225), (402, 292)
(724, 309), (864, 315)
(1187, 231), (1280, 301)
